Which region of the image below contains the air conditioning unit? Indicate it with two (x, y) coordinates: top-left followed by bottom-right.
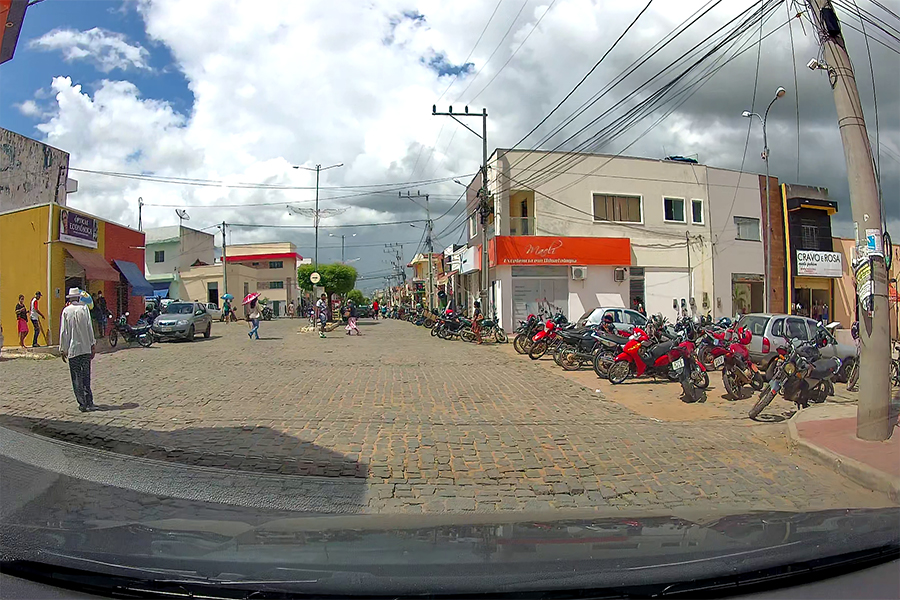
(613, 267), (627, 283)
(571, 266), (587, 280)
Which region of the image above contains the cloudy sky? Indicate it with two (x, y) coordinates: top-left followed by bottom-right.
(2, 0), (897, 292)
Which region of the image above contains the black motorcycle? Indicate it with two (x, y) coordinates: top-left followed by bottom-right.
(109, 313), (153, 348)
(749, 337), (841, 420)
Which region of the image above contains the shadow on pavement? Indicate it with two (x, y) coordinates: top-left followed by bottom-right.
(93, 402), (140, 412)
(0, 414), (368, 479)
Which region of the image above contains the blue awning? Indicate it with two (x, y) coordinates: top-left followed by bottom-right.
(113, 260), (154, 297)
(151, 283), (170, 298)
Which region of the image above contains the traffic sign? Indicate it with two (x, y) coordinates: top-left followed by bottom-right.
(310, 272), (321, 284)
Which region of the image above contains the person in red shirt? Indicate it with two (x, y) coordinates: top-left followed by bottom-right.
(372, 299), (379, 320)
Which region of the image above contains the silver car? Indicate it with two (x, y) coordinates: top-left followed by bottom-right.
(576, 307), (648, 332)
(153, 302), (213, 341)
(736, 313), (856, 379)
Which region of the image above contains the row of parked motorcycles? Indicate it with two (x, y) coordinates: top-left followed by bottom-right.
(511, 311), (844, 417)
(394, 307), (509, 344)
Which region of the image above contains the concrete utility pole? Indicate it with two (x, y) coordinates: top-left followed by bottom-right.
(138, 197), (144, 232)
(402, 191), (434, 310)
(807, 0), (891, 440)
(220, 221), (227, 299)
(433, 105), (490, 316)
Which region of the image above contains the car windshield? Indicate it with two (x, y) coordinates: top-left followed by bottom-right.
(165, 303), (195, 315)
(2, 2), (897, 597)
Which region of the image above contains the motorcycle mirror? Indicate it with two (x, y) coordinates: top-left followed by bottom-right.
(125, 312), (130, 316)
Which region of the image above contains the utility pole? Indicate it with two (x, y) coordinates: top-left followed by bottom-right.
(686, 231), (692, 308)
(402, 191), (433, 310)
(433, 105), (490, 316)
(220, 221), (227, 299)
(807, 0), (891, 440)
(138, 197), (143, 232)
(293, 162), (343, 271)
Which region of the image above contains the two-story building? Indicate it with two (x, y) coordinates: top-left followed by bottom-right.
(144, 225), (216, 300)
(224, 242), (302, 316)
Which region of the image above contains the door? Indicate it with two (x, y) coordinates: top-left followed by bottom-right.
(512, 278), (568, 324)
(207, 282), (218, 306)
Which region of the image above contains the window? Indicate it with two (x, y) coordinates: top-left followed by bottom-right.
(592, 194), (642, 223)
(269, 261), (283, 269)
(252, 262), (260, 266)
(663, 197), (685, 223)
(468, 214), (477, 239)
(691, 199), (703, 224)
(771, 318), (785, 337)
(738, 315), (769, 337)
(787, 318), (810, 340)
(801, 224), (818, 249)
(623, 310), (647, 326)
(154, 250), (165, 263)
(734, 217), (761, 241)
(269, 281), (284, 289)
(603, 309), (624, 324)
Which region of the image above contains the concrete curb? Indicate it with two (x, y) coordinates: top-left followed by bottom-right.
(787, 415), (900, 503)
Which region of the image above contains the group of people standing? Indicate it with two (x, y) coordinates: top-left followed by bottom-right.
(14, 292), (45, 348)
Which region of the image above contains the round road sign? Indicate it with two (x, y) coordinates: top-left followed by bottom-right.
(310, 272), (321, 284)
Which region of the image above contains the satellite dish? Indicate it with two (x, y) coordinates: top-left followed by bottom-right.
(176, 209), (190, 221)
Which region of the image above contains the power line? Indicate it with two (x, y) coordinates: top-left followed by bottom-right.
(227, 219), (427, 229)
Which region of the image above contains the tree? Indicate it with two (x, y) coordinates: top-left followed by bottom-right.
(347, 289), (366, 305)
(297, 263), (357, 296)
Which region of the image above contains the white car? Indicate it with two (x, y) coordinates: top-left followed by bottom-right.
(205, 302), (223, 320)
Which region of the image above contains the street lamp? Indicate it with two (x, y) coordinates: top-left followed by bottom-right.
(291, 162), (343, 270)
(742, 86), (786, 314)
(329, 232), (356, 263)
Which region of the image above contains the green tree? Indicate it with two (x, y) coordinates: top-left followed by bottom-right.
(297, 263), (357, 296)
(347, 289), (366, 305)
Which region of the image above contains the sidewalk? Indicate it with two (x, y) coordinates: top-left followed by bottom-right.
(788, 403), (900, 502)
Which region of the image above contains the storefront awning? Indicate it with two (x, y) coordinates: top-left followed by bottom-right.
(66, 247), (120, 282)
(151, 283), (170, 298)
(113, 260), (154, 296)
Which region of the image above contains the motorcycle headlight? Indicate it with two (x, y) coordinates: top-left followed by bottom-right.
(177, 319), (189, 326)
(783, 362), (796, 376)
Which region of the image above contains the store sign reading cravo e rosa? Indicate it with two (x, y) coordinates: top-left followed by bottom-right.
(59, 209), (99, 249)
(796, 249), (842, 278)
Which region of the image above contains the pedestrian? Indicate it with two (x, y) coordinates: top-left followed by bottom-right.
(247, 298), (261, 340)
(30, 291), (45, 347)
(346, 301), (362, 335)
(15, 294), (29, 347)
(59, 288), (98, 412)
(372, 299), (379, 320)
(822, 303), (829, 324)
(222, 298), (232, 324)
(93, 290), (109, 338)
(471, 300), (483, 344)
(316, 293), (328, 338)
(633, 296), (646, 316)
(287, 300), (295, 319)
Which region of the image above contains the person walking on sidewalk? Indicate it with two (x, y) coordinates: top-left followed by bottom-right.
(287, 300), (295, 319)
(59, 288), (99, 412)
(247, 298), (261, 340)
(316, 293), (328, 338)
(15, 294), (29, 347)
(346, 301), (362, 335)
(372, 299), (379, 320)
(30, 291), (45, 347)
(471, 300), (483, 345)
(93, 290), (109, 338)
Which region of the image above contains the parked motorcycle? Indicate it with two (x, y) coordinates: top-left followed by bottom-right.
(607, 326), (709, 400)
(109, 313), (153, 348)
(528, 316), (570, 359)
(749, 337), (841, 420)
(513, 314), (542, 354)
(717, 326), (765, 400)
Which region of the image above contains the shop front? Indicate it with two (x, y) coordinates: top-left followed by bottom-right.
(488, 236), (631, 331)
(789, 249), (843, 320)
(0, 204), (147, 346)
(732, 273), (764, 316)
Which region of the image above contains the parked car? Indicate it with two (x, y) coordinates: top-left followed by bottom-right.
(152, 302), (213, 341)
(205, 302), (223, 320)
(576, 307), (647, 332)
(736, 313), (856, 379)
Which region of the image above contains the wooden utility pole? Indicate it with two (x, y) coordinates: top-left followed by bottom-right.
(807, 0), (891, 440)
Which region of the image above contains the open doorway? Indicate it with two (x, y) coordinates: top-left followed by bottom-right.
(207, 282), (218, 306)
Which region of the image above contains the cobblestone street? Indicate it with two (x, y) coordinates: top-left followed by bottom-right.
(0, 318), (891, 514)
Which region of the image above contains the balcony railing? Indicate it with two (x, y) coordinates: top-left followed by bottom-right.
(508, 216), (535, 236)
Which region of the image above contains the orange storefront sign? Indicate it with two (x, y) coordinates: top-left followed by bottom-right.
(489, 236), (631, 267)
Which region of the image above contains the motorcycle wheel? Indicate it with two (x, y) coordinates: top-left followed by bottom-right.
(494, 328), (508, 344)
(108, 329), (118, 348)
(607, 360), (631, 384)
(722, 368), (741, 401)
(593, 352), (613, 378)
(815, 380), (834, 401)
(431, 325), (440, 337)
(749, 385), (776, 420)
(846, 359), (859, 391)
(697, 347), (714, 370)
(513, 334), (527, 354)
(424, 318), (435, 329)
(560, 349), (582, 371)
(691, 365), (710, 390)
(552, 345), (566, 366)
(137, 332), (152, 348)
(460, 329), (476, 343)
(891, 361), (899, 387)
(529, 340), (549, 360)
(680, 377), (698, 403)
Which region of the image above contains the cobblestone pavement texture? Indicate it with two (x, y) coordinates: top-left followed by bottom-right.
(0, 318), (892, 514)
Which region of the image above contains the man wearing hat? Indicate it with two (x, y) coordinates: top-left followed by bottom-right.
(59, 287), (99, 412)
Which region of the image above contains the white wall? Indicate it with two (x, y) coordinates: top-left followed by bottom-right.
(567, 266), (626, 323)
(645, 268), (691, 321)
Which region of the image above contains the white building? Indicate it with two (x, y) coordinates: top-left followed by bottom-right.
(461, 149), (767, 331)
(144, 225), (216, 300)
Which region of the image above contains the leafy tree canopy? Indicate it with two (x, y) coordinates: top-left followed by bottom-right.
(298, 263), (357, 295)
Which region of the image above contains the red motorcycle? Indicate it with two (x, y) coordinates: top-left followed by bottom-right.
(529, 317), (565, 360)
(607, 327), (709, 401)
(718, 326), (765, 400)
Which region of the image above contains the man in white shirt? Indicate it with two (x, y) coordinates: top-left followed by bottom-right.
(315, 293), (328, 338)
(59, 288), (98, 412)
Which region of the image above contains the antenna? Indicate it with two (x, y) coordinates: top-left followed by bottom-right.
(175, 209), (190, 221)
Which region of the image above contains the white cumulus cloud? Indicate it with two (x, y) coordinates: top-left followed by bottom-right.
(31, 27), (151, 72)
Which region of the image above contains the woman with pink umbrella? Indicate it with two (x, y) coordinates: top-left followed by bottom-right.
(243, 292), (261, 340)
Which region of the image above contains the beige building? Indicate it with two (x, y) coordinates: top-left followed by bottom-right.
(144, 225), (216, 300)
(225, 242), (302, 316)
(181, 263), (259, 314)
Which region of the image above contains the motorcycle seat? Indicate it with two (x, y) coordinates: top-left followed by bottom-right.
(600, 333), (630, 346)
(649, 341), (675, 360)
(809, 357), (841, 379)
